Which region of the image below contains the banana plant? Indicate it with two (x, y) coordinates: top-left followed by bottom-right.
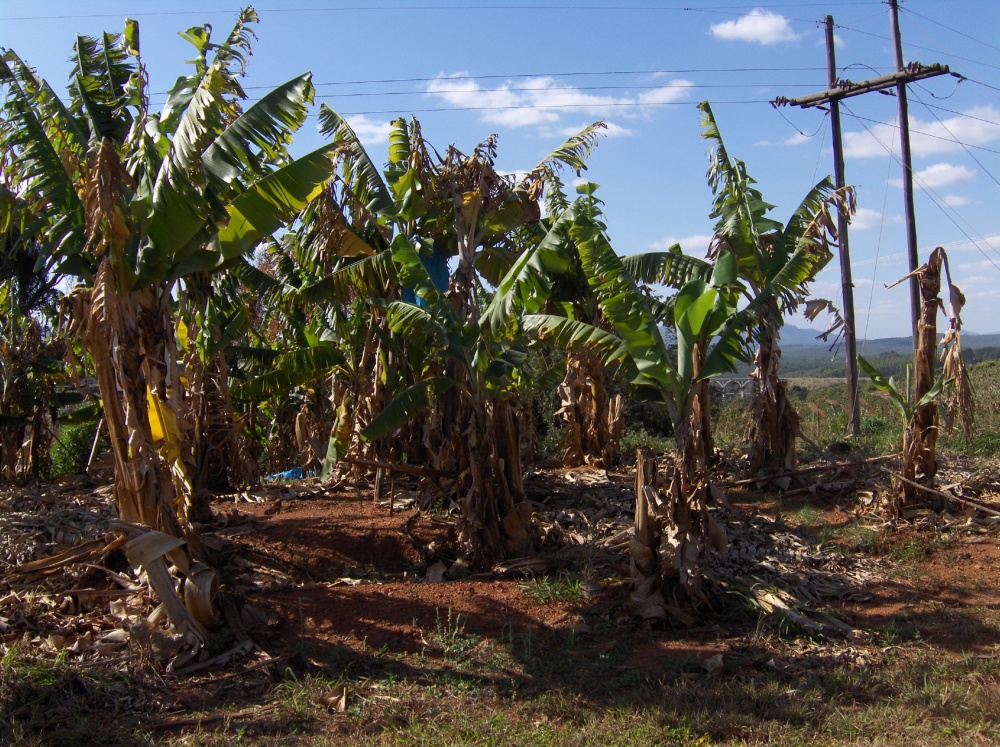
(699, 101), (854, 476)
(270, 113), (606, 485)
(0, 10), (342, 636)
(358, 233), (537, 568)
(857, 357), (947, 426)
(863, 246), (971, 510)
(485, 180), (715, 468)
(0, 278), (67, 479)
(524, 187), (749, 617)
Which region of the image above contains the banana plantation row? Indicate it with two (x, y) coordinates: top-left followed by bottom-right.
(1, 11), (961, 636)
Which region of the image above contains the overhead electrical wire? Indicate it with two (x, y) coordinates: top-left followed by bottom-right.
(300, 83), (820, 100)
(834, 22), (1000, 72)
(966, 77), (1000, 95)
(836, 113), (1000, 157)
(841, 102), (1000, 275)
(900, 6), (1000, 56)
(808, 113), (829, 185)
(861, 141), (897, 353)
(774, 103), (828, 141)
(0, 2), (883, 22)
(909, 89), (1000, 190)
(148, 97), (778, 112)
(239, 67), (833, 92)
(910, 99), (1000, 129)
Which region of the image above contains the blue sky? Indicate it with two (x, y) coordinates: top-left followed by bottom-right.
(3, 0), (1000, 338)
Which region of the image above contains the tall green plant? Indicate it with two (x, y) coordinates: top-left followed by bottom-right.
(526, 187), (747, 615)
(861, 246), (972, 511)
(700, 102), (853, 475)
(0, 9), (340, 637)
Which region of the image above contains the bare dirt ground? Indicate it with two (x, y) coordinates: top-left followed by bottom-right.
(3, 456), (1000, 745)
(229, 471), (1000, 662)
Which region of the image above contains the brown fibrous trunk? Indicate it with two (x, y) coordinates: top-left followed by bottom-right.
(64, 262), (196, 555)
(629, 391), (728, 623)
(556, 350), (624, 467)
(745, 336), (801, 477)
(900, 250), (943, 507)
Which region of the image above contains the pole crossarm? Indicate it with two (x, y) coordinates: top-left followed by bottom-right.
(773, 62), (952, 109)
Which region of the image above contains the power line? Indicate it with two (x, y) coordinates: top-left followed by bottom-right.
(854, 234), (1000, 266)
(241, 67), (832, 92)
(967, 76), (1000, 95)
(910, 98), (1000, 128)
(311, 82), (822, 100)
(148, 97), (778, 113)
(835, 21), (1000, 72)
(909, 88), (1000, 190)
(901, 6), (1000, 56)
(841, 102), (1000, 274)
(859, 142), (896, 352)
(774, 103), (829, 140)
(0, 2), (883, 23)
(840, 112), (1000, 157)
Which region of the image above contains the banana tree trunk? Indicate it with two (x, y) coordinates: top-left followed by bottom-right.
(64, 262), (222, 637)
(746, 333), (800, 476)
(457, 396), (533, 568)
(901, 251), (942, 506)
(182, 274), (258, 519)
(68, 262), (196, 552)
(696, 378), (715, 461)
(27, 403), (52, 480)
(557, 350), (624, 467)
(629, 393), (728, 622)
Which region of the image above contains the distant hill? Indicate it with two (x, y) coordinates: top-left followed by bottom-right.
(782, 325), (1000, 352)
(779, 325), (829, 347)
(776, 326), (1000, 378)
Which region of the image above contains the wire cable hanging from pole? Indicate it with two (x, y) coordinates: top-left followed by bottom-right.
(841, 102), (1000, 274)
(908, 88), (1000, 190)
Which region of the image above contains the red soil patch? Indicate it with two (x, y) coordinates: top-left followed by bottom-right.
(217, 479), (1000, 667)
(221, 487), (581, 654)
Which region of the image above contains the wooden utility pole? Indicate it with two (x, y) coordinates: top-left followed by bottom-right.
(773, 9), (953, 436)
(890, 0), (921, 349)
(823, 15), (861, 437)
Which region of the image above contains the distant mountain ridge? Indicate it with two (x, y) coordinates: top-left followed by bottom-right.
(774, 325), (1000, 378)
(781, 325), (1000, 350)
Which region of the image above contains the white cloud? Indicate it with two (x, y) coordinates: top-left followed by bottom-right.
(651, 234), (714, 253)
(813, 34), (847, 51)
(889, 162), (975, 189)
(753, 131), (811, 147)
(552, 121), (634, 139)
(852, 207), (902, 230)
(710, 10), (799, 45)
(942, 194), (971, 207)
(843, 106), (1000, 158)
(957, 258), (999, 274)
(425, 73), (692, 129)
(346, 115), (394, 144)
(636, 83), (694, 105)
(600, 121), (634, 138)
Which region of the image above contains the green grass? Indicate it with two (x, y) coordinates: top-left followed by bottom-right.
(425, 608), (480, 662)
(0, 646), (147, 747)
(518, 574), (586, 604)
(151, 643), (1000, 746)
(710, 359), (1000, 460)
(50, 421), (99, 477)
(620, 427), (674, 455)
(837, 524), (884, 554)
